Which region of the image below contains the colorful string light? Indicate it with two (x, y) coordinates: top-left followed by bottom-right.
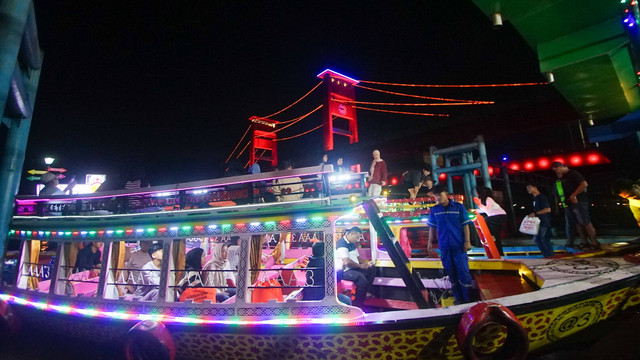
(10, 216), (332, 240)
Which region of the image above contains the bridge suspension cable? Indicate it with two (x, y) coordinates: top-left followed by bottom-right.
(276, 123), (325, 141)
(254, 81), (323, 121)
(235, 140), (251, 159)
(340, 99), (494, 106)
(268, 105), (323, 134)
(359, 79), (548, 88)
(225, 125), (251, 164)
(353, 105), (449, 117)
(355, 84), (483, 103)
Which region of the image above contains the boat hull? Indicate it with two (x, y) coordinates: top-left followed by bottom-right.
(5, 274), (640, 360)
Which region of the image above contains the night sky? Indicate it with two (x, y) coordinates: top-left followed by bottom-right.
(15, 0), (578, 194)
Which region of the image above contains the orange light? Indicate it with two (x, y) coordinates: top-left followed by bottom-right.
(538, 158), (550, 168)
(390, 176), (398, 186)
(569, 155), (582, 165)
(439, 173), (447, 181)
(509, 163), (520, 171)
(524, 161), (534, 170)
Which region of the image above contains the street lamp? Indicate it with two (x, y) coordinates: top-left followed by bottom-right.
(44, 157), (55, 166)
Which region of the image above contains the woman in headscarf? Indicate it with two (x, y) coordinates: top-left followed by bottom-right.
(203, 243), (237, 302)
(177, 247), (205, 295)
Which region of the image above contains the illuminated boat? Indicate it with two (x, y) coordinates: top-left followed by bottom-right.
(2, 165), (640, 360)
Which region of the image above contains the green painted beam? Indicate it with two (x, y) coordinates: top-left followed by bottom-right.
(472, 0), (639, 122)
(472, 0), (621, 47)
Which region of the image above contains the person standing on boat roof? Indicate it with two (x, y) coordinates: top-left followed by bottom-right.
(335, 156), (349, 173)
(427, 185), (473, 304)
(526, 183), (554, 258)
(367, 149), (387, 197)
(613, 178), (640, 228)
(335, 227), (375, 308)
(38, 172), (76, 197)
(552, 162), (600, 250)
(272, 160), (304, 202)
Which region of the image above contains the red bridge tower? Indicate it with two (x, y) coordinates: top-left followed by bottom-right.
(317, 69), (359, 151)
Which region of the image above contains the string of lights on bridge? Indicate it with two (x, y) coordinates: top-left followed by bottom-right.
(226, 71), (549, 166)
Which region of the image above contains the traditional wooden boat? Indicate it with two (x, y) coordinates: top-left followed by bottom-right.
(2, 165), (640, 360)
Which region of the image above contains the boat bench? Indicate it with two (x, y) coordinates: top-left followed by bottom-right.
(473, 272), (535, 300)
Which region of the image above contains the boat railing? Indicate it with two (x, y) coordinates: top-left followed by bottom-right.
(14, 165), (368, 217)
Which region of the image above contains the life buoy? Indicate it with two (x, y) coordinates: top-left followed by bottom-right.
(0, 299), (19, 340)
(125, 320), (175, 360)
(457, 302), (528, 360)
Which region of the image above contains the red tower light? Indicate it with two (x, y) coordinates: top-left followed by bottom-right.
(509, 163), (520, 171)
(439, 173), (447, 181)
(569, 155), (582, 166)
(488, 166), (494, 176)
(586, 153), (600, 164)
(473, 169), (479, 176)
(390, 176), (398, 186)
(538, 158), (550, 168)
(552, 158), (565, 166)
(524, 161), (534, 171)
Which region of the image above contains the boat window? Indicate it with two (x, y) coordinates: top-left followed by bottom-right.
(2, 236), (22, 287)
(171, 236), (239, 303)
(247, 232), (320, 303)
(403, 226), (431, 258)
(16, 239), (57, 293)
(54, 241), (105, 298)
(375, 226), (431, 258)
(102, 240), (159, 301)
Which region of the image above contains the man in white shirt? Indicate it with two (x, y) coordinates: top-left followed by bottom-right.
(138, 242), (163, 297)
(335, 227), (375, 307)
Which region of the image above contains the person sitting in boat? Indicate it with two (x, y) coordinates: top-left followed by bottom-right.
(202, 243), (237, 302)
(124, 241), (152, 294)
(272, 160), (304, 202)
(177, 248), (205, 292)
(304, 241), (351, 305)
(73, 241), (103, 275)
(427, 185), (473, 304)
(138, 242), (163, 300)
(335, 227), (375, 308)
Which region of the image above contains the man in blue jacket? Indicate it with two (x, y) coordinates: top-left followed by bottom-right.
(427, 185), (473, 304)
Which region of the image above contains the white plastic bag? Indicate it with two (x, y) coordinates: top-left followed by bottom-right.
(519, 216), (540, 235)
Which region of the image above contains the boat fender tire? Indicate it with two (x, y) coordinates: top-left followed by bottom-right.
(457, 302), (528, 360)
(125, 320), (175, 360)
(0, 299), (20, 339)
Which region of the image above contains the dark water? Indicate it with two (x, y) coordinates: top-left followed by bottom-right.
(1, 310), (639, 360)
